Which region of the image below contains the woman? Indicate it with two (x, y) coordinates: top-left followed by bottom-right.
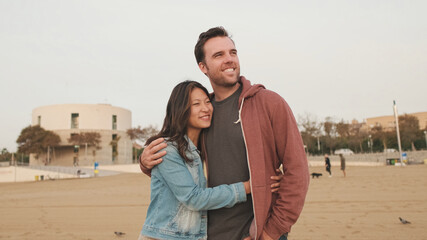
(139, 81), (251, 240)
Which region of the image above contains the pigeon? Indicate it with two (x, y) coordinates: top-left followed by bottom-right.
(399, 217), (411, 224)
(114, 231), (126, 236)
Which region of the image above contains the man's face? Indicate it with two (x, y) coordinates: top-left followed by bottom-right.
(198, 36), (240, 89)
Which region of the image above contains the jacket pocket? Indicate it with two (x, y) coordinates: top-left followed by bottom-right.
(169, 203), (202, 234)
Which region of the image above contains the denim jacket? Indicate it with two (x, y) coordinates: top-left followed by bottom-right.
(141, 138), (247, 240)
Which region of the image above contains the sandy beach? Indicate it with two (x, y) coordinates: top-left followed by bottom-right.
(0, 164), (426, 240)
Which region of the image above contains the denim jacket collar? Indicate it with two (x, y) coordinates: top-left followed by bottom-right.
(185, 135), (199, 154)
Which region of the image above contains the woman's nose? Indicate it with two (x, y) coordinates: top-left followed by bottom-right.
(201, 103), (210, 112)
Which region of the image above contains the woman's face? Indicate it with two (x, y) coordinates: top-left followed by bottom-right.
(187, 87), (213, 131)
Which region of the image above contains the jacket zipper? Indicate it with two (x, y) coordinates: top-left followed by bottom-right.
(235, 98), (258, 239)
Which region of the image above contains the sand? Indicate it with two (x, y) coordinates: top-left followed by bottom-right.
(0, 164), (426, 240)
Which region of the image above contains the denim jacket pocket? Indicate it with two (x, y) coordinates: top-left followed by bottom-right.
(168, 203), (202, 234)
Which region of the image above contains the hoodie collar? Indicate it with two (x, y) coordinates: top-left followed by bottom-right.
(208, 76), (265, 106)
(238, 76), (265, 105)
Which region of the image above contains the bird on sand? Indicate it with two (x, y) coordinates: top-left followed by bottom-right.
(114, 231), (126, 236)
(399, 217), (411, 224)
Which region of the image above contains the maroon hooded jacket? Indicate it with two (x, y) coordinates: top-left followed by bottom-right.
(236, 76), (309, 239)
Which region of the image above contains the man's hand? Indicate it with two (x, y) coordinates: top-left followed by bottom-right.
(139, 137), (167, 170)
(270, 168), (283, 193)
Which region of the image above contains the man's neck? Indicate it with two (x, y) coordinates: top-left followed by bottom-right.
(212, 82), (241, 102)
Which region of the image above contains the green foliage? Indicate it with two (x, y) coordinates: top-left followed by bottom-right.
(16, 125), (61, 155)
(68, 132), (102, 150)
(297, 114), (426, 155)
(0, 148), (12, 162)
(110, 135), (121, 158)
(399, 114), (421, 151)
(127, 125), (159, 162)
(126, 125), (159, 143)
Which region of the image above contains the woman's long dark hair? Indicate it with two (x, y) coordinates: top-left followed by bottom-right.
(146, 80), (210, 163)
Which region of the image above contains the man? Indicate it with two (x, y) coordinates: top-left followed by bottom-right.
(140, 27), (309, 240)
(339, 154), (346, 177)
(325, 154), (332, 177)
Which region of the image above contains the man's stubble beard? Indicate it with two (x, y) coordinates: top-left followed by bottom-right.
(208, 70), (240, 89)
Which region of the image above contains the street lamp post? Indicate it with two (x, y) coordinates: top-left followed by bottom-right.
(393, 101), (403, 166)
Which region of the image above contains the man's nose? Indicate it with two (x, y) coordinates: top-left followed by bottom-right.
(224, 52), (234, 63)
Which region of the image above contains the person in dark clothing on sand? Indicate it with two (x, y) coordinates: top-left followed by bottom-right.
(324, 154), (332, 177)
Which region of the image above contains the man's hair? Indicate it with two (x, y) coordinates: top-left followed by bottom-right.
(194, 26), (231, 64)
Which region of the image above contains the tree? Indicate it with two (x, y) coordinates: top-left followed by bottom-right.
(16, 125), (61, 161)
(68, 132), (102, 164)
(127, 125), (158, 144)
(68, 132), (101, 149)
(322, 117), (338, 154)
(127, 125), (159, 162)
(399, 114), (421, 151)
(348, 120), (368, 153)
(336, 120), (350, 138)
(335, 120), (352, 151)
(0, 148), (12, 162)
(297, 113), (322, 155)
(110, 135), (121, 162)
(371, 126), (387, 151)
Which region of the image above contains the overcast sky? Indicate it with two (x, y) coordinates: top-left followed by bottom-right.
(1, 0), (426, 152)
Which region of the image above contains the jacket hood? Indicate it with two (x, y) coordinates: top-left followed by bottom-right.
(238, 76), (265, 106)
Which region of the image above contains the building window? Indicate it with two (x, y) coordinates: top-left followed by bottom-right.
(37, 116), (41, 125)
(112, 134), (118, 161)
(112, 115), (117, 130)
(71, 113), (79, 129)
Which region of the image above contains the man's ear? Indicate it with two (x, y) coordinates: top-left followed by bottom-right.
(198, 62), (208, 75)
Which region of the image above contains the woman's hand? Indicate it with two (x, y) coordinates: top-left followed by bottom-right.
(271, 168), (283, 193)
(245, 168), (283, 194)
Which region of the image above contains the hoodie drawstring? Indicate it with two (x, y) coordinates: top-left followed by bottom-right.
(234, 98), (245, 124)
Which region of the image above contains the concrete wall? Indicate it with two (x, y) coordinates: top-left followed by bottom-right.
(30, 104), (132, 166)
(308, 150), (427, 166)
(32, 104), (131, 131)
(366, 111), (427, 130)
(30, 130), (132, 166)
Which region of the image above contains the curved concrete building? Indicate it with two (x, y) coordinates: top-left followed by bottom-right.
(31, 104), (132, 166)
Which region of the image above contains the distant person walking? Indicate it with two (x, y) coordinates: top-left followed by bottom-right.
(324, 154), (332, 177)
(339, 154), (346, 177)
